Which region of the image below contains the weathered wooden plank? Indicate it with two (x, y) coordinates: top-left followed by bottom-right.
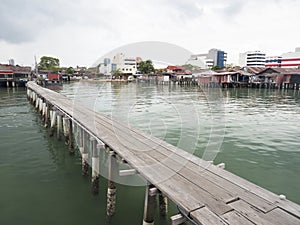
(229, 199), (275, 225)
(190, 207), (229, 225)
(221, 211), (255, 225)
(265, 207), (300, 225)
(157, 173), (233, 215)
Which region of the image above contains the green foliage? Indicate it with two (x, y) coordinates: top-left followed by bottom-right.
(66, 67), (75, 75)
(139, 60), (155, 74)
(211, 65), (222, 71)
(38, 56), (60, 71)
(182, 64), (200, 70)
(112, 69), (122, 76)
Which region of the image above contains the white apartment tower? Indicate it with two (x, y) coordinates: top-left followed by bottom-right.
(239, 51), (266, 67)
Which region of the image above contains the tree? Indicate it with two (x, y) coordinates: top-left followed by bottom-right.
(38, 56), (60, 71)
(211, 65), (222, 71)
(112, 69), (122, 76)
(66, 67), (75, 75)
(182, 64), (200, 71)
(139, 60), (155, 74)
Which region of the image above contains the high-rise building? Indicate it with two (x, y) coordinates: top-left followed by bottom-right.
(8, 59), (15, 66)
(112, 53), (139, 74)
(265, 48), (300, 68)
(239, 51), (266, 67)
(186, 48), (227, 69)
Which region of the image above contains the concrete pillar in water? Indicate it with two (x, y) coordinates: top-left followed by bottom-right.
(143, 184), (156, 225)
(12, 81), (15, 87)
(31, 92), (35, 104)
(78, 126), (84, 155)
(69, 119), (75, 155)
(107, 151), (117, 217)
(81, 131), (89, 177)
(39, 98), (43, 114)
(56, 114), (62, 141)
(91, 137), (99, 195)
(35, 97), (39, 109)
(42, 102), (46, 120)
(159, 193), (168, 218)
(49, 110), (57, 137)
(63, 117), (70, 145)
(6, 81), (9, 88)
(44, 104), (50, 128)
(27, 89), (31, 100)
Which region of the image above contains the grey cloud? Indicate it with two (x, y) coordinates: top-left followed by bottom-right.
(0, 0), (120, 44)
(0, 0), (64, 43)
(167, 0), (204, 19)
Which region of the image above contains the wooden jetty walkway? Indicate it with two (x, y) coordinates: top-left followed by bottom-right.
(26, 81), (300, 225)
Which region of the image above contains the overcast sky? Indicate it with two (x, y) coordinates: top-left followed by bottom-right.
(0, 0), (299, 67)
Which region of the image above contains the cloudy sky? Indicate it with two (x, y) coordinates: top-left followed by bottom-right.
(0, 0), (299, 67)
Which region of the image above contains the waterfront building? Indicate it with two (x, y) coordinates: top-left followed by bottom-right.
(112, 53), (139, 75)
(239, 51), (266, 67)
(0, 64), (31, 87)
(186, 48), (227, 69)
(98, 58), (112, 75)
(265, 48), (300, 68)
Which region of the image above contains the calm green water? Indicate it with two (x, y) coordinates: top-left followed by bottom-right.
(0, 83), (300, 225)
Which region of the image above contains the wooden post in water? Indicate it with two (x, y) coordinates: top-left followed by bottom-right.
(42, 102), (46, 121)
(82, 131), (89, 176)
(91, 137), (100, 195)
(69, 119), (75, 155)
(78, 126), (83, 155)
(39, 98), (43, 115)
(143, 184), (156, 225)
(35, 97), (39, 109)
(63, 117), (70, 145)
(49, 110), (57, 137)
(56, 114), (62, 141)
(159, 192), (168, 218)
(43, 103), (48, 127)
(107, 151), (117, 217)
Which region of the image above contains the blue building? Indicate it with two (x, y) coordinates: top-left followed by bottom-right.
(186, 48), (227, 69)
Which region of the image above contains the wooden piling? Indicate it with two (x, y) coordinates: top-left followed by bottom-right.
(107, 151), (117, 217)
(44, 104), (49, 127)
(69, 119), (75, 155)
(57, 114), (62, 141)
(78, 126), (84, 155)
(63, 117), (70, 145)
(143, 184), (156, 225)
(49, 110), (57, 137)
(91, 137), (100, 195)
(82, 131), (89, 177)
(159, 193), (168, 218)
(39, 98), (43, 114)
(35, 97), (39, 109)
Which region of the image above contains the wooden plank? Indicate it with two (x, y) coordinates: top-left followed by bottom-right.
(221, 211), (255, 225)
(229, 199), (275, 225)
(158, 173), (232, 215)
(190, 207), (229, 225)
(265, 207), (300, 225)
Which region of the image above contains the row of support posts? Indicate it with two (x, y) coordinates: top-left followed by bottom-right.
(27, 88), (175, 224)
